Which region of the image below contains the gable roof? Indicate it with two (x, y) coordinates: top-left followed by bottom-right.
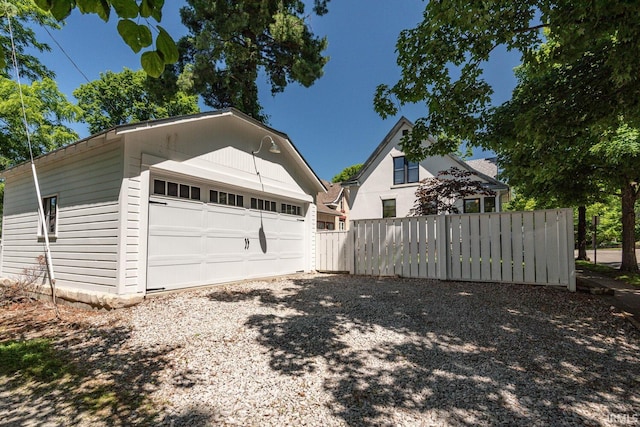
(343, 117), (508, 191)
(2, 108), (327, 193)
(318, 179), (343, 206)
(342, 116), (414, 186)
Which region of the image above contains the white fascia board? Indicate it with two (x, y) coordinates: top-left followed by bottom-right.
(142, 154), (312, 203)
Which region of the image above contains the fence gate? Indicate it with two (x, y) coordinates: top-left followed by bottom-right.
(315, 209), (576, 291)
(316, 231), (352, 273)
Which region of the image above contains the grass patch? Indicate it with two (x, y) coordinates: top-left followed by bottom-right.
(576, 260), (640, 287)
(0, 338), (70, 382)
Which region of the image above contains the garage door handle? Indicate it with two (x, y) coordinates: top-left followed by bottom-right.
(244, 238), (250, 250)
(149, 200), (167, 205)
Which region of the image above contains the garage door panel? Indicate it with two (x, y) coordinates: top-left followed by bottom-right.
(148, 234), (201, 257)
(148, 197), (307, 291)
(147, 261), (201, 290)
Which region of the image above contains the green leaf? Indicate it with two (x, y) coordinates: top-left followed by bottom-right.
(33, 0), (53, 11)
(76, 0), (98, 14)
(111, 0), (139, 19)
(77, 0), (110, 20)
(141, 51), (164, 77)
(95, 0), (111, 21)
(117, 19), (152, 53)
(156, 26), (178, 64)
(139, 0), (152, 18)
(49, 0), (73, 20)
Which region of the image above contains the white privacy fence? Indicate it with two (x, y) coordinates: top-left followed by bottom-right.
(316, 209), (576, 291)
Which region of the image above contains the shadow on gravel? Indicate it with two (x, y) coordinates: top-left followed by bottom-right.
(208, 275), (640, 426)
(0, 310), (176, 427)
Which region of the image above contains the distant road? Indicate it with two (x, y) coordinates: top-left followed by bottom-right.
(575, 249), (640, 269)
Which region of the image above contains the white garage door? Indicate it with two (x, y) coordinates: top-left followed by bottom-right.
(147, 197), (306, 291)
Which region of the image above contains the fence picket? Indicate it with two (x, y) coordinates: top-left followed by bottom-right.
(512, 213), (524, 282)
(480, 215), (491, 280)
(461, 215), (471, 279)
(418, 217), (427, 278)
(427, 217), (437, 278)
(500, 213), (513, 282)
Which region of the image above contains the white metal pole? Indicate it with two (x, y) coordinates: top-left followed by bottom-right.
(31, 163), (56, 289)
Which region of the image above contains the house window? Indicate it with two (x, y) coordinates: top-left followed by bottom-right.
(484, 197), (496, 213)
(382, 199), (396, 218)
(317, 221), (326, 230)
(339, 220), (346, 230)
(393, 156), (419, 185)
(40, 195), (58, 236)
(464, 198), (480, 213)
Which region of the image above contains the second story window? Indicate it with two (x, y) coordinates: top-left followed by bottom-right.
(393, 156), (419, 185)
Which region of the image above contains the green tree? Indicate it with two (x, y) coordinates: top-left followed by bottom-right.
(1, 2), (80, 229)
(374, 1), (640, 271)
(374, 1), (640, 157)
(0, 77), (79, 169)
(0, 0), (59, 79)
(484, 44), (639, 271)
(73, 67), (199, 134)
(178, 0), (330, 121)
(32, 0), (176, 77)
(332, 164), (362, 183)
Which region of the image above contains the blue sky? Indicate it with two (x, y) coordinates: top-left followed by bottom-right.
(35, 1), (521, 181)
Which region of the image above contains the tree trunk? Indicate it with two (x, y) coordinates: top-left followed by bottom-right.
(576, 205), (589, 260)
(620, 183), (639, 272)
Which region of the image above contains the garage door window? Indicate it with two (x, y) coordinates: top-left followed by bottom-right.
(211, 190), (244, 208)
(282, 203), (302, 216)
(251, 197), (278, 212)
(154, 179), (200, 201)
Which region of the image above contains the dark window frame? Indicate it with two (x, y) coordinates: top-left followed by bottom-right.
(393, 156), (419, 185)
(463, 198), (481, 213)
(382, 199), (396, 218)
(40, 195), (58, 236)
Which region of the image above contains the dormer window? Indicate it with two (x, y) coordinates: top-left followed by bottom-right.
(393, 156), (419, 185)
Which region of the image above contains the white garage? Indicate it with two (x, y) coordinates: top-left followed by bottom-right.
(0, 109), (325, 307)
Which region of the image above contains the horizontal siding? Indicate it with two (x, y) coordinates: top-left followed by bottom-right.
(4, 142), (122, 216)
(1, 201), (120, 291)
(1, 139), (123, 294)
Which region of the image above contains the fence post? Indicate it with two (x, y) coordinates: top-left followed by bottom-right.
(437, 215), (449, 280)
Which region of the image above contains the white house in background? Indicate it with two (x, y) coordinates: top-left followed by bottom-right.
(0, 108), (325, 308)
(343, 117), (509, 221)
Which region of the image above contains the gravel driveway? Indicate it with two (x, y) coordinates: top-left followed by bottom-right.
(2, 273), (639, 426)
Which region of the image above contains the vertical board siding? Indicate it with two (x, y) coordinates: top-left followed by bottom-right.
(316, 209), (575, 291)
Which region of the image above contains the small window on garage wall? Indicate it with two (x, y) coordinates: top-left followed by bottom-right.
(39, 195), (58, 237)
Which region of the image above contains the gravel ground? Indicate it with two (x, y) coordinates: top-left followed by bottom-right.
(2, 273), (640, 426)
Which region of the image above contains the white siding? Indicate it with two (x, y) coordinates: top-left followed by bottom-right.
(1, 142), (123, 293)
